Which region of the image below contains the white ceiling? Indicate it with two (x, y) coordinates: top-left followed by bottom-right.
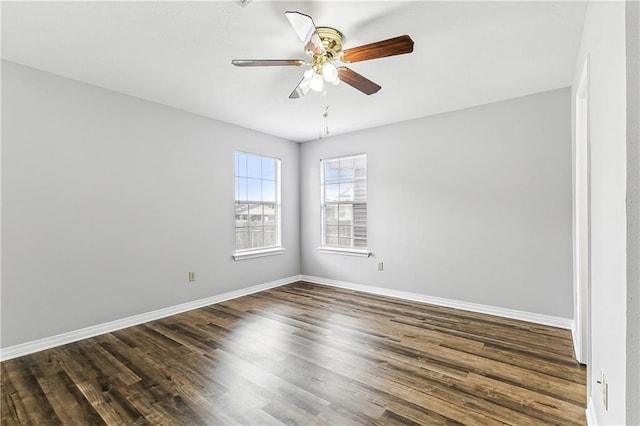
(1, 1), (587, 142)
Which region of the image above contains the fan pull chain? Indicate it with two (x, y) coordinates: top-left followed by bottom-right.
(320, 88), (330, 138)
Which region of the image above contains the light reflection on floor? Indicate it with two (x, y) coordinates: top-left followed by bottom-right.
(204, 301), (377, 423)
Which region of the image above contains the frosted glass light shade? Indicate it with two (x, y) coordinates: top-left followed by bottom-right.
(322, 62), (338, 82)
(310, 72), (324, 91)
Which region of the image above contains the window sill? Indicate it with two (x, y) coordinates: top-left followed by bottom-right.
(233, 247), (285, 261)
(317, 247), (372, 258)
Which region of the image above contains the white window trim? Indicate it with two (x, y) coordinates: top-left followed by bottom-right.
(320, 153), (369, 254)
(316, 247), (371, 257)
(234, 151), (283, 257)
(233, 247), (286, 261)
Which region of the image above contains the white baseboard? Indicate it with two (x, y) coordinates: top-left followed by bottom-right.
(586, 398), (598, 426)
(300, 275), (574, 330)
(572, 324), (581, 361)
(0, 275), (301, 361)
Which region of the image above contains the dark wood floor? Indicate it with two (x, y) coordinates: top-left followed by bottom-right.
(1, 281), (586, 425)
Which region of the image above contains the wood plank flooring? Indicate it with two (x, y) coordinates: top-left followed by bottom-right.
(1, 281), (586, 425)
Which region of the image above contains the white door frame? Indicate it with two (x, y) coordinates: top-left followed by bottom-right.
(574, 55), (591, 367)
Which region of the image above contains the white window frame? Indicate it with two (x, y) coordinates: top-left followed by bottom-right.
(318, 153), (370, 257)
(233, 151), (285, 261)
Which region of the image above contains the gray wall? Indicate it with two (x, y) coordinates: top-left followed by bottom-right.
(300, 88), (573, 319)
(1, 61), (300, 348)
(571, 2), (629, 424)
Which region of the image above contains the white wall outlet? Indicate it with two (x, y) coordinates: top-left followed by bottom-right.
(188, 272), (195, 282)
(377, 261), (383, 271)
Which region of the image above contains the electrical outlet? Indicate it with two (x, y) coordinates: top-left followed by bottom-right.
(377, 261), (383, 271)
(188, 272), (195, 282)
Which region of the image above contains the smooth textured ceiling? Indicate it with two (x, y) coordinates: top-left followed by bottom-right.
(1, 1), (587, 142)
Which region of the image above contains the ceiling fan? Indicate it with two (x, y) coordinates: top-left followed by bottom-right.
(232, 11), (414, 99)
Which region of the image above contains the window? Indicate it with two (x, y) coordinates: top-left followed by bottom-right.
(234, 151), (283, 259)
(320, 153), (368, 255)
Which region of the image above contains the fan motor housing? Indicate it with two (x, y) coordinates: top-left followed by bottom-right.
(316, 27), (344, 56)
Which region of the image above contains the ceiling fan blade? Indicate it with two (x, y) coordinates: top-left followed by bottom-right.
(289, 75), (312, 99)
(232, 59), (305, 67)
(285, 11), (325, 55)
(337, 67), (381, 95)
(341, 35), (414, 63)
